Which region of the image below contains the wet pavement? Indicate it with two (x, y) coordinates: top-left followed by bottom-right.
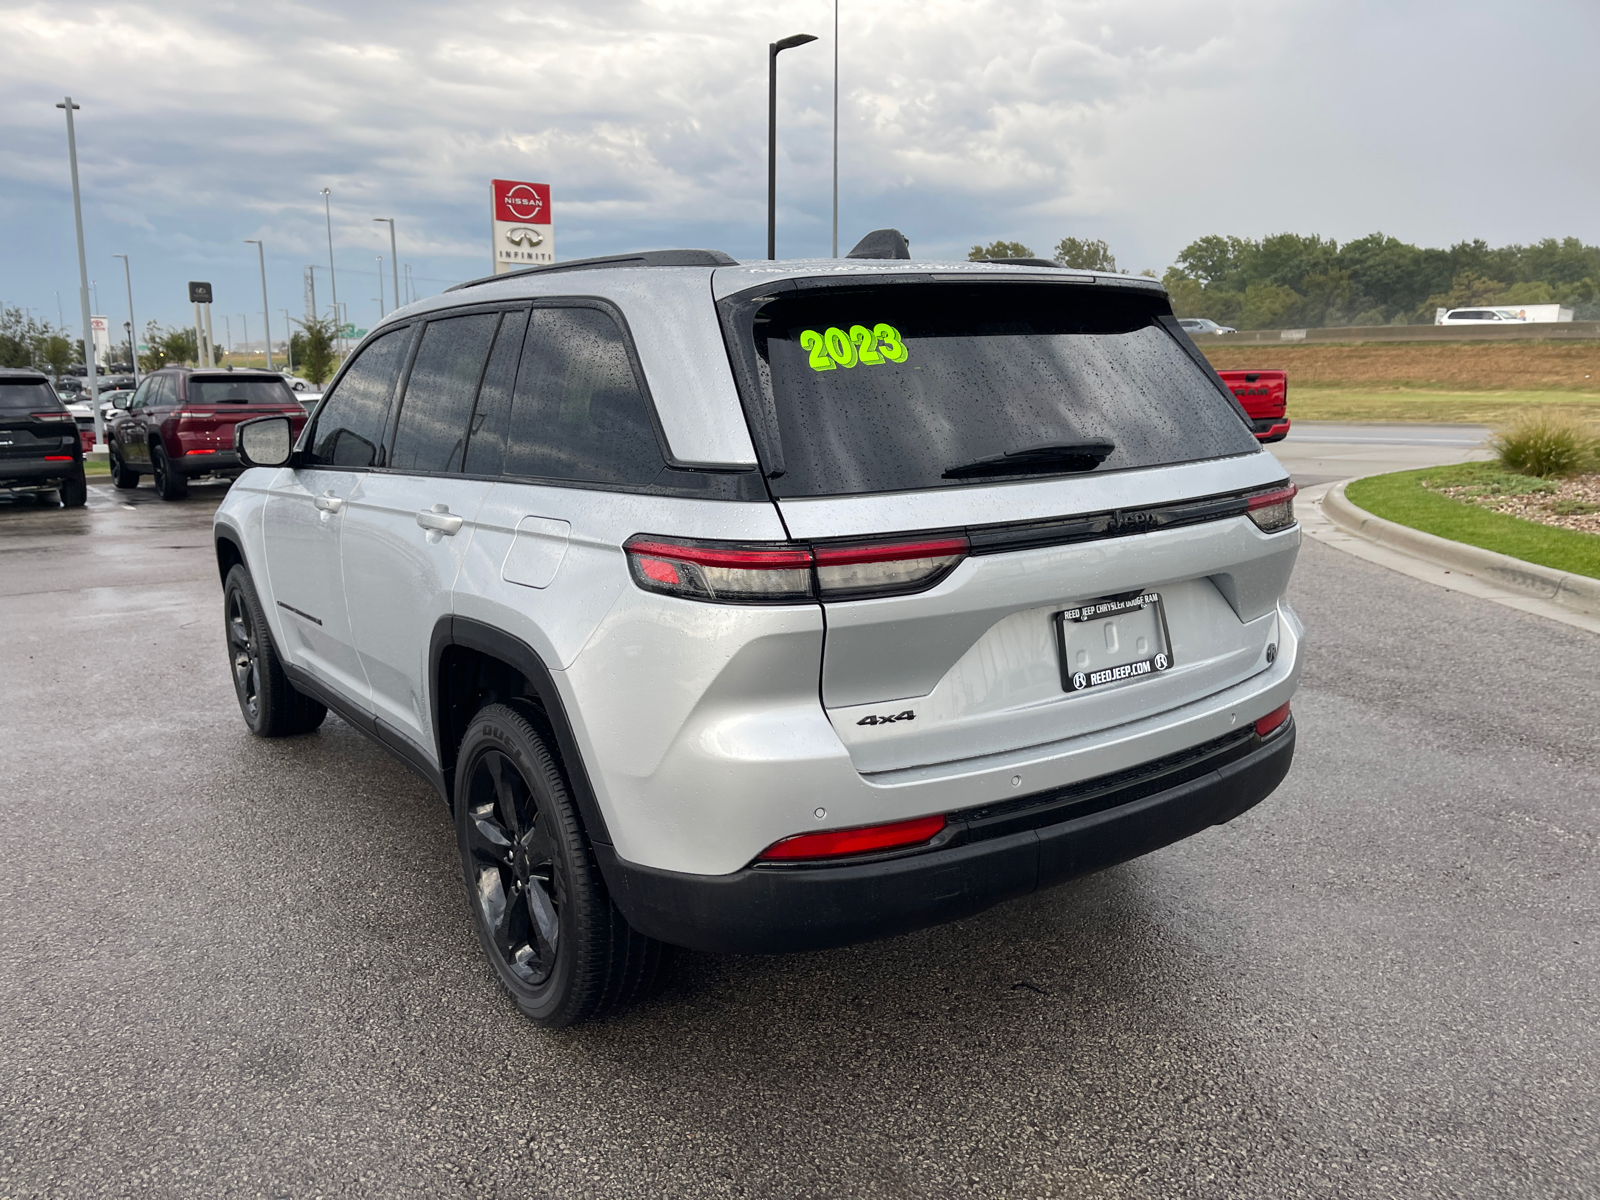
(1, 475), (1596, 1198)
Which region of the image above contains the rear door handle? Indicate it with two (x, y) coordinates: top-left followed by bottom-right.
(314, 493), (343, 513)
(416, 504), (463, 535)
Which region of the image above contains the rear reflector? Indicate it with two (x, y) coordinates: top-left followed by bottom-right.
(43, 455), (73, 461)
(757, 814), (947, 862)
(1255, 702), (1291, 737)
(1246, 484), (1297, 532)
(186, 447), (218, 455)
(623, 533), (969, 604)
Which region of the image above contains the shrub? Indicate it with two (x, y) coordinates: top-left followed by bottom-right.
(1491, 413), (1600, 478)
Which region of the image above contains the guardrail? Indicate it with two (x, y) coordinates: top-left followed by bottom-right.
(1203, 321), (1600, 345)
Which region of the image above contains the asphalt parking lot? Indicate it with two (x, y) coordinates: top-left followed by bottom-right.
(2, 442), (1596, 1198)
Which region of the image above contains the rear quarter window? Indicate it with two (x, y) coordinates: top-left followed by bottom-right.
(729, 282), (1259, 497)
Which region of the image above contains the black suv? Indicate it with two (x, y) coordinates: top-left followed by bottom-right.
(0, 369), (86, 506)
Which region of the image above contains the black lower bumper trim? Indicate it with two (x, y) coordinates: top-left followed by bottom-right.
(598, 720), (1296, 954)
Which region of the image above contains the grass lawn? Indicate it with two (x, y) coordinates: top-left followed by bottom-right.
(1345, 462), (1600, 579)
(1291, 388), (1600, 425)
(84, 459), (109, 476)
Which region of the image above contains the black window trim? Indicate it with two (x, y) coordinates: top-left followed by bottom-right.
(358, 294), (761, 500)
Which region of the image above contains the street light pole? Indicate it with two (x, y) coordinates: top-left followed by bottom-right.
(56, 96), (104, 445)
(112, 253), (139, 384)
(244, 239), (273, 371)
(768, 33), (818, 260)
(321, 188), (339, 355)
(373, 218), (398, 312)
(832, 0), (839, 258)
(282, 309), (295, 374)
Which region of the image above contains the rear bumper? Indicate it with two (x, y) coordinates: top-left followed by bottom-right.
(0, 458), (83, 487)
(598, 718), (1295, 954)
(178, 449), (241, 476)
(1250, 417), (1290, 443)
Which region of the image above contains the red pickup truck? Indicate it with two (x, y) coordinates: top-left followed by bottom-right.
(1217, 370), (1289, 443)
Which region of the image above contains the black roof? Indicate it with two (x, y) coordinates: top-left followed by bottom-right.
(0, 367), (50, 382)
(448, 248), (738, 293)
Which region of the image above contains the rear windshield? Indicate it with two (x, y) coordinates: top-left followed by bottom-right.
(0, 381), (60, 412)
(187, 377), (294, 405)
(735, 283), (1257, 497)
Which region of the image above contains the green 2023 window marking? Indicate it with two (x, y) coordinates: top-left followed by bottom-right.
(799, 324), (909, 371)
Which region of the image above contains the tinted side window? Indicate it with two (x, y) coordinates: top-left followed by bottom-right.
(462, 310), (529, 478)
(306, 327), (410, 467)
(390, 313), (499, 474)
(502, 307), (663, 486)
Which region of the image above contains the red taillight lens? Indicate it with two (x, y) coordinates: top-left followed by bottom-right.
(1246, 484), (1297, 532)
(32, 412), (72, 423)
(757, 814), (947, 862)
(186, 447), (217, 455)
(814, 536), (969, 599)
(623, 533), (970, 604)
(624, 537), (814, 603)
(43, 455), (74, 461)
(1255, 702), (1291, 737)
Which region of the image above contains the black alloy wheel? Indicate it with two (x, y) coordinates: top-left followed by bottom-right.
(109, 442), (139, 489)
(222, 564), (327, 737)
(454, 703), (669, 1026)
(151, 442), (187, 500)
(463, 747), (568, 988)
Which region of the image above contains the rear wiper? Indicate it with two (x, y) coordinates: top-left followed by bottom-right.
(942, 439), (1115, 480)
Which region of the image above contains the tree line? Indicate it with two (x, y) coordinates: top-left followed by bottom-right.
(0, 305), (340, 383)
(968, 233), (1600, 329)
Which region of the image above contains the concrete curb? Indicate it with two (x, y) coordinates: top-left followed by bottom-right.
(1324, 482), (1600, 618)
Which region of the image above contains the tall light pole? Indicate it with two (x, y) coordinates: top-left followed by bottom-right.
(306, 265), (318, 324)
(373, 218), (398, 312)
(244, 239), (273, 371)
(832, 0), (840, 258)
(112, 253), (139, 384)
(282, 309), (295, 374)
(320, 188), (339, 355)
(224, 315), (232, 364)
(56, 97), (104, 445)
(240, 314), (249, 365)
(768, 33), (818, 260)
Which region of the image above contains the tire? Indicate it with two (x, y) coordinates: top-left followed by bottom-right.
(151, 442), (188, 500)
(454, 702), (668, 1027)
(109, 443), (139, 489)
(58, 470), (87, 508)
(223, 564), (327, 737)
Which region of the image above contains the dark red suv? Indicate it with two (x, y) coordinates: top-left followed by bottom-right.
(106, 368), (308, 499)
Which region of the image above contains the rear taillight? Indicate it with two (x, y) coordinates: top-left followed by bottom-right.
(31, 412), (72, 423)
(814, 537), (969, 600)
(1255, 702), (1291, 737)
(623, 534), (969, 605)
(757, 814), (947, 862)
(624, 538), (813, 603)
(1246, 484), (1297, 532)
(43, 455), (74, 461)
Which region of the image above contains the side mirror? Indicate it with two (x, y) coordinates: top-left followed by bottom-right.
(235, 415), (294, 469)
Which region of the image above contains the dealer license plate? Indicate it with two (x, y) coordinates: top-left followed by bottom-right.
(1055, 590), (1174, 694)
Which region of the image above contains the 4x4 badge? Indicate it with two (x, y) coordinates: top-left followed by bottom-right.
(857, 709), (915, 727)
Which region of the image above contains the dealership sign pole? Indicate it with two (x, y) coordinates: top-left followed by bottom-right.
(491, 180), (553, 274)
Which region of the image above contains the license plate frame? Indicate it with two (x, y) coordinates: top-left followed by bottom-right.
(1055, 589), (1175, 694)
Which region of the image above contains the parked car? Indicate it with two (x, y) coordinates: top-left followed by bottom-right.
(216, 240), (1302, 1026)
(106, 367), (307, 499)
(276, 372), (319, 392)
(1436, 307), (1536, 325)
(1216, 369), (1290, 442)
(63, 401), (99, 453)
(1178, 317), (1237, 335)
(0, 368), (87, 506)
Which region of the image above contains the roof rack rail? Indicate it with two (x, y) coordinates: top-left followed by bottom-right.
(978, 257), (1062, 268)
(447, 249), (739, 293)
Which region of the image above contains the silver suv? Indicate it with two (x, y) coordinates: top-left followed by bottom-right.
(216, 236), (1302, 1026)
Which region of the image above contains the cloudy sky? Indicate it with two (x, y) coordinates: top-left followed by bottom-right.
(2, 0), (1596, 344)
